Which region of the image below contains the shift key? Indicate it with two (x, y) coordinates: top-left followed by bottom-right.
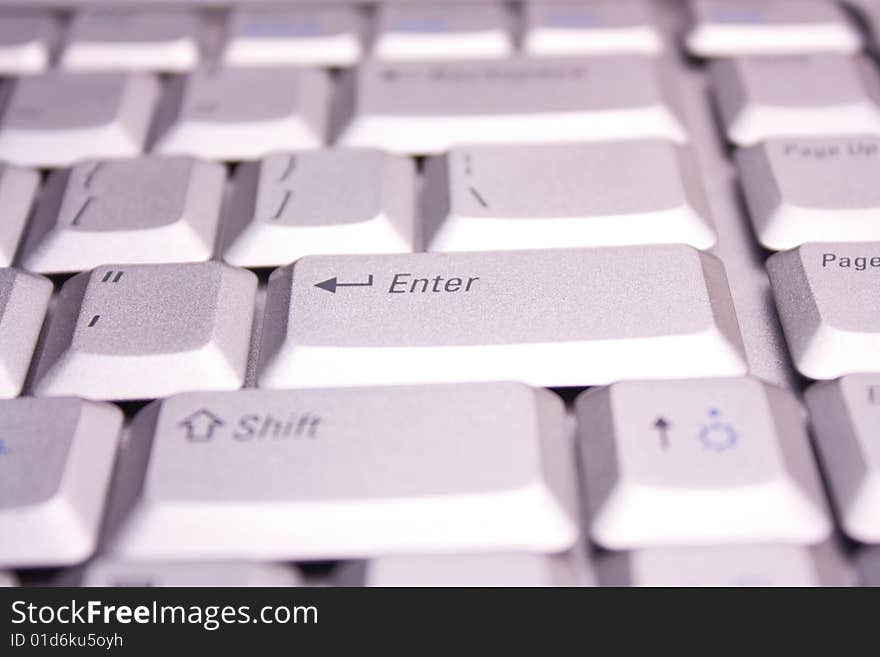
(257, 246), (748, 388)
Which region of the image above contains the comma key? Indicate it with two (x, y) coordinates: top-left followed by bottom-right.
(101, 384), (579, 560)
(768, 242), (880, 379)
(257, 246), (747, 389)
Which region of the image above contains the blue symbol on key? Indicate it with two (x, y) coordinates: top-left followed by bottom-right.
(698, 408), (737, 452)
(0, 439), (8, 456)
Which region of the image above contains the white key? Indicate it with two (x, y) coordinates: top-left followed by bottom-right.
(710, 55), (880, 147)
(335, 552), (593, 587)
(0, 10), (57, 75)
(152, 67), (329, 161)
(0, 397), (122, 568)
(223, 150), (416, 268)
(31, 262), (256, 401)
(223, 7), (363, 68)
(524, 0), (663, 57)
(423, 142), (716, 252)
(21, 156), (226, 274)
(686, 0), (862, 57)
(332, 57), (686, 154)
(0, 572), (17, 587)
(598, 544), (850, 586)
(767, 243), (880, 379)
(0, 72), (160, 168)
(257, 247), (747, 389)
(79, 559), (302, 587)
(856, 548), (880, 586)
(102, 384), (579, 560)
(61, 9), (202, 73)
(576, 377), (831, 549)
(806, 374), (880, 542)
(0, 164), (39, 266)
(373, 5), (512, 61)
(736, 137), (880, 250)
(0, 268), (52, 398)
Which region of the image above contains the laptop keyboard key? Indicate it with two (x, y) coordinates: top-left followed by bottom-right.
(0, 71), (160, 167)
(736, 137), (880, 250)
(768, 242), (880, 379)
(78, 559), (303, 587)
(524, 0), (662, 57)
(709, 55), (880, 147)
(576, 377), (831, 548)
(598, 544), (849, 586)
(0, 397), (122, 568)
(0, 164), (39, 267)
(21, 156), (225, 273)
(806, 374), (880, 542)
(0, 10), (57, 74)
(686, 0), (862, 57)
(31, 262), (256, 401)
(102, 383), (579, 560)
(152, 67), (329, 161)
(61, 9), (202, 73)
(373, 4), (513, 61)
(222, 149), (416, 268)
(332, 57), (686, 154)
(423, 141), (715, 252)
(336, 553), (593, 587)
(257, 246), (747, 389)
(0, 268), (51, 398)
(223, 7), (363, 68)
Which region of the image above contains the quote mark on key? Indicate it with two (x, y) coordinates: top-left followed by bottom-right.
(100, 270), (124, 283)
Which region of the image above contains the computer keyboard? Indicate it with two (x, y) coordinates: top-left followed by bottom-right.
(0, 0), (878, 588)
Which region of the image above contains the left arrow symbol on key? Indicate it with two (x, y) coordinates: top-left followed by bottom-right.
(315, 275), (374, 294)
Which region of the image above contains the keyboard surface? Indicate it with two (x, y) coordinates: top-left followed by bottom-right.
(1, 0), (879, 588)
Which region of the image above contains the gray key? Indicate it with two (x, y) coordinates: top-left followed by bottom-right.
(736, 137), (880, 249)
(687, 0), (861, 57)
(0, 164), (39, 267)
(31, 262), (256, 401)
(0, 10), (57, 74)
(61, 9), (203, 73)
(524, 0), (663, 57)
(598, 544), (851, 587)
(0, 71), (160, 168)
(335, 552), (593, 587)
(710, 55), (880, 146)
(806, 374), (880, 542)
(257, 246), (747, 389)
(102, 383), (579, 560)
(767, 242), (880, 379)
(332, 57), (686, 154)
(576, 377), (831, 548)
(223, 7), (363, 68)
(222, 149), (417, 268)
(0, 268), (52, 398)
(0, 397), (122, 567)
(855, 548), (880, 586)
(21, 156), (226, 274)
(372, 4), (513, 61)
(78, 559), (302, 587)
(151, 67), (330, 161)
(423, 141), (716, 252)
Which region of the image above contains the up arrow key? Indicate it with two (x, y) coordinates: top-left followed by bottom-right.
(315, 275), (374, 294)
